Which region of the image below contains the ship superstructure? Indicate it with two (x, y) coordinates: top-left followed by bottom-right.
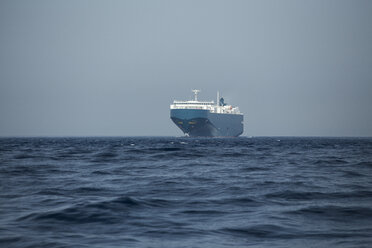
(170, 90), (243, 137)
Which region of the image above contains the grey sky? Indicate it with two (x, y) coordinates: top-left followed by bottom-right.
(1, 0), (371, 136)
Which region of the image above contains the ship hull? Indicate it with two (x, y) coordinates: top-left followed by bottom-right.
(170, 109), (243, 137)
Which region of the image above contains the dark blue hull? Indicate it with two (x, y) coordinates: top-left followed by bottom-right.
(170, 109), (243, 137)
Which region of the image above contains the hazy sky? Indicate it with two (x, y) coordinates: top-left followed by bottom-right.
(1, 0), (371, 136)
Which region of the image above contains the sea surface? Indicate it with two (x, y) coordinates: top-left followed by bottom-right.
(1, 137), (372, 248)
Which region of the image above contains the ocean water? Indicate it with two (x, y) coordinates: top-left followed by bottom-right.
(1, 137), (372, 248)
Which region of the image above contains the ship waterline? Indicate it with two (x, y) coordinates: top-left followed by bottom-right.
(170, 90), (243, 137)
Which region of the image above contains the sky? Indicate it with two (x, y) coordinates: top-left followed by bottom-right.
(0, 0), (371, 137)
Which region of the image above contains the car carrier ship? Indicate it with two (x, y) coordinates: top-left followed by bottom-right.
(170, 90), (244, 137)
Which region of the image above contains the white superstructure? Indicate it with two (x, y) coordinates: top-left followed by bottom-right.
(170, 90), (242, 115)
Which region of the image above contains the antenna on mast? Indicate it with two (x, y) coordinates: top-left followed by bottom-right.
(192, 89), (200, 101)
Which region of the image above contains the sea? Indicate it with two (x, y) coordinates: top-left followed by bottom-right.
(1, 137), (372, 248)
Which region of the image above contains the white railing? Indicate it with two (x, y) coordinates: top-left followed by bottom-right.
(170, 101), (242, 115)
(173, 100), (214, 105)
(170, 104), (214, 110)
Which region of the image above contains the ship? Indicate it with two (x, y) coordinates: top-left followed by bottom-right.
(170, 90), (244, 137)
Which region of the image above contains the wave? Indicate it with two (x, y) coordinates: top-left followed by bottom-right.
(17, 196), (174, 224)
(94, 152), (118, 158)
(313, 159), (348, 165)
(286, 205), (372, 220)
(265, 190), (372, 201)
(218, 224), (293, 238)
(179, 209), (226, 215)
(128, 147), (183, 154)
(356, 161), (372, 167)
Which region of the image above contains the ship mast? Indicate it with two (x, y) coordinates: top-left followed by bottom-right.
(192, 89), (200, 101)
